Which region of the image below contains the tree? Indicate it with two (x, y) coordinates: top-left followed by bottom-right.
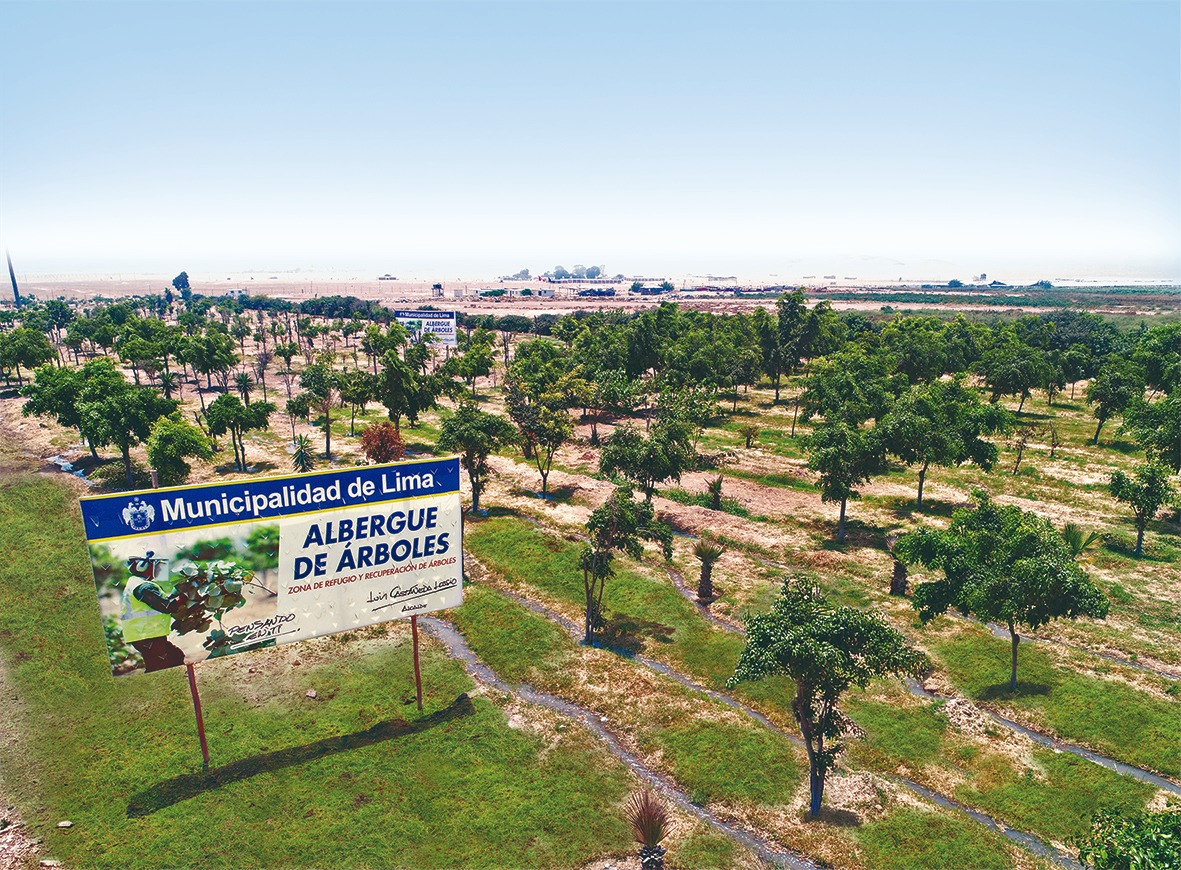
(1120, 392), (1181, 472)
(1087, 359), (1146, 444)
(1073, 807), (1181, 870)
(878, 378), (1010, 509)
(360, 421), (406, 464)
(205, 393), (275, 472)
(1009, 423), (1042, 475)
(599, 421), (693, 500)
(977, 341), (1047, 412)
(1062, 523), (1101, 560)
(172, 271), (190, 292)
(693, 540), (725, 603)
(580, 486), (672, 643)
(378, 350), (439, 433)
(895, 491), (1109, 690)
(1109, 464), (1176, 557)
(727, 581), (927, 816)
(805, 422), (885, 542)
(299, 363), (340, 457)
(78, 376), (178, 487)
(0, 327), (55, 385)
(438, 403), (517, 513)
(707, 475), (723, 510)
(146, 413), (213, 485)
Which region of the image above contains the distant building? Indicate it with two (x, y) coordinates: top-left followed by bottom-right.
(225, 288), (248, 299)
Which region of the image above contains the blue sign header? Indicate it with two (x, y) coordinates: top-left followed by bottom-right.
(79, 458), (460, 542)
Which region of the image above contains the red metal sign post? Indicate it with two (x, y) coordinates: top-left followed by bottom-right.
(411, 615), (423, 712)
(185, 663), (210, 769)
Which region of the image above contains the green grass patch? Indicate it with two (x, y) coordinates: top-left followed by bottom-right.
(643, 720), (801, 806)
(844, 697), (947, 770)
(723, 467), (817, 494)
(854, 808), (1016, 870)
(447, 583), (574, 683)
(668, 826), (738, 869)
(660, 487), (768, 522)
(933, 631), (1181, 777)
(957, 749), (1154, 843)
(0, 475), (634, 869)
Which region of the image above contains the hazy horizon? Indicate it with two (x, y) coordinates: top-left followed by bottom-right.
(2, 1), (1178, 283)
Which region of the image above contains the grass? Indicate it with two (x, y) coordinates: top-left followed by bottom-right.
(955, 749), (1154, 844)
(933, 630), (1181, 778)
(660, 486), (769, 522)
(0, 475), (635, 869)
(853, 809), (1015, 870)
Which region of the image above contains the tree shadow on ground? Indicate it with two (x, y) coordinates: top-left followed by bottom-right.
(803, 807), (862, 828)
(126, 693), (474, 817)
(595, 613), (675, 656)
(886, 497), (962, 520)
(977, 682), (1052, 701)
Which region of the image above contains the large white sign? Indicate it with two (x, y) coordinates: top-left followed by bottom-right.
(81, 459), (463, 675)
(394, 310), (457, 347)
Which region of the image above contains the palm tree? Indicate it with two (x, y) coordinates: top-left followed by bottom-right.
(159, 371), (181, 400)
(235, 371), (254, 404)
(693, 540), (725, 603)
(1062, 522), (1101, 560)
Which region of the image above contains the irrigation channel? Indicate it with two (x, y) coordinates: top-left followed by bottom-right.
(464, 560), (1082, 869)
(419, 615), (818, 870)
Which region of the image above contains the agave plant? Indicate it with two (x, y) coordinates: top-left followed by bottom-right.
(693, 539), (725, 603)
(706, 475), (724, 510)
(1063, 522), (1101, 559)
(624, 788), (669, 870)
(291, 434), (316, 473)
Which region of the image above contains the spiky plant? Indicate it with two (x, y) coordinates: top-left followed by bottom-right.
(706, 475), (724, 510)
(1062, 522), (1101, 560)
(235, 370), (254, 404)
(624, 789), (669, 870)
(693, 539), (725, 603)
(291, 434), (316, 473)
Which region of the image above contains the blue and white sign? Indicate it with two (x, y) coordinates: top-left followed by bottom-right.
(393, 310), (457, 347)
(82, 459), (463, 675)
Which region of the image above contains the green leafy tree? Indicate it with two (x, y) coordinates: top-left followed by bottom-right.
(299, 363), (340, 457)
(79, 378), (178, 487)
(581, 486), (672, 643)
(0, 327), (56, 385)
(1073, 807), (1181, 870)
(146, 413), (213, 485)
(895, 491), (1109, 690)
(438, 403), (517, 513)
(599, 421), (693, 500)
(1109, 464), (1176, 557)
(878, 378), (1010, 509)
(1087, 359), (1146, 444)
(172, 271), (190, 292)
(727, 581), (927, 816)
(205, 393), (275, 472)
(805, 422), (885, 542)
(977, 340), (1047, 412)
(1120, 392), (1181, 472)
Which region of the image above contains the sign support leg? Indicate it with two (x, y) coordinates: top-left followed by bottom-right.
(186, 663), (210, 769)
(411, 615), (423, 712)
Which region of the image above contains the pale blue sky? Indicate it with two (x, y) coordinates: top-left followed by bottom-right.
(1, 1), (1178, 282)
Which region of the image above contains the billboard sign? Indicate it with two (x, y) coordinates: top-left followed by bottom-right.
(82, 458), (463, 675)
(394, 309), (457, 347)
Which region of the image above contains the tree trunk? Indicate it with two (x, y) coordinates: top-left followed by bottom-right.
(583, 567), (595, 645)
(809, 766), (825, 817)
(837, 498), (847, 542)
(122, 445), (134, 488)
(916, 460), (929, 510)
(773, 374), (781, 404)
(1013, 447), (1024, 475)
(1017, 393), (1025, 413)
(1009, 622), (1020, 691)
(889, 559), (908, 596)
(791, 395), (799, 437)
(324, 410), (332, 458)
(539, 467), (549, 498)
(1093, 418), (1105, 445)
(1135, 525), (1145, 557)
(697, 563), (713, 603)
(471, 478), (481, 513)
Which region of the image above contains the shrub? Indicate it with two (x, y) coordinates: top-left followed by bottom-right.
(361, 421), (406, 464)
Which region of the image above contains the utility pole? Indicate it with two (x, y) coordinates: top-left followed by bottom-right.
(5, 250), (20, 307)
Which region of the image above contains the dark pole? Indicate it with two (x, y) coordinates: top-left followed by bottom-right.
(5, 250), (20, 307)
(410, 615), (423, 712)
(186, 663), (210, 769)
